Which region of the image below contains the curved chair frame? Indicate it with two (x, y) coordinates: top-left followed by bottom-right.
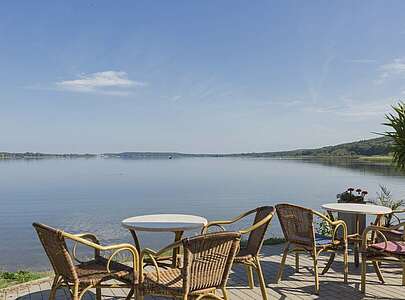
(361, 222), (405, 293)
(201, 206), (275, 300)
(275, 204), (348, 295)
(33, 223), (139, 300)
(391, 209), (405, 226)
(380, 209), (405, 241)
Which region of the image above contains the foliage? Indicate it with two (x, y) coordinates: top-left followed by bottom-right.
(1, 137), (394, 160)
(371, 184), (405, 227)
(0, 271), (45, 289)
(316, 216), (332, 237)
(263, 237), (286, 245)
(240, 236), (286, 248)
(383, 102), (405, 169)
(235, 136), (393, 158)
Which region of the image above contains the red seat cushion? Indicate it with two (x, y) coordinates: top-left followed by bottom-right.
(370, 241), (405, 254)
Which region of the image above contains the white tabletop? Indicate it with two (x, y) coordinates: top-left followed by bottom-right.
(321, 203), (392, 215)
(122, 214), (208, 232)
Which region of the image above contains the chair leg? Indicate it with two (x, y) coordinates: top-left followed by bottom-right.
(276, 243), (289, 283)
(313, 252), (320, 295)
(221, 287), (229, 300)
(72, 283), (80, 300)
(255, 257), (268, 300)
(361, 253), (367, 293)
(372, 261), (385, 283)
(245, 264), (254, 288)
(295, 253), (300, 273)
(343, 246), (348, 283)
(49, 276), (60, 300)
(95, 287), (102, 300)
(135, 289), (144, 300)
(78, 285), (94, 300)
(124, 287), (134, 300)
(321, 253), (335, 275)
(402, 261), (405, 286)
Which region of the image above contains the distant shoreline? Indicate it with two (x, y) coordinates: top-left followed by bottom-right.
(0, 153), (393, 164)
(0, 136), (393, 161)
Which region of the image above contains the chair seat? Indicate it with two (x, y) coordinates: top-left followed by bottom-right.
(141, 268), (183, 296)
(75, 257), (136, 285)
(370, 241), (405, 255)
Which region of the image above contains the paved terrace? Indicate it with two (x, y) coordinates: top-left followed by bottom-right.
(2, 243), (404, 300)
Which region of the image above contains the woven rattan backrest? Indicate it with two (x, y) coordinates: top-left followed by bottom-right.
(182, 232), (240, 293)
(275, 204), (315, 247)
(33, 223), (77, 281)
(246, 206), (275, 256)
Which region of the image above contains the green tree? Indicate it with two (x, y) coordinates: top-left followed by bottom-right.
(383, 102), (405, 169)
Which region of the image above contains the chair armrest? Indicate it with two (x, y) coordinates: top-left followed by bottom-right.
(62, 231), (139, 274)
(201, 222), (227, 234)
(239, 213), (274, 234)
(73, 233), (100, 244)
(201, 208), (260, 234)
(388, 221), (405, 230)
(71, 233), (101, 262)
(361, 225), (389, 251)
(390, 210), (405, 225)
(313, 210), (348, 244)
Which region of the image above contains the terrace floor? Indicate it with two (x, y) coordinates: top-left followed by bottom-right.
(2, 243), (404, 300)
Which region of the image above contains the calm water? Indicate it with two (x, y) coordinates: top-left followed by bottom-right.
(1, 157), (405, 271)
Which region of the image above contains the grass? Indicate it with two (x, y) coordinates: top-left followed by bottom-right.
(0, 271), (48, 289)
(263, 237), (285, 245)
(240, 237), (286, 247)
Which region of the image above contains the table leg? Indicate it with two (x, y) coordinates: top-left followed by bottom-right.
(172, 231), (184, 267)
(370, 215), (383, 242)
(129, 229), (141, 253)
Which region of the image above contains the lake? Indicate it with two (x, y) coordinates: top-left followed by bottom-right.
(1, 157), (404, 271)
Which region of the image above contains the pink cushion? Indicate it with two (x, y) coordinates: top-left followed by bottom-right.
(370, 241), (405, 254)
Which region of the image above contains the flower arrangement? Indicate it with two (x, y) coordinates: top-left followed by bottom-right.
(337, 187), (368, 203)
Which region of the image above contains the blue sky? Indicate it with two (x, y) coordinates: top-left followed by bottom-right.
(1, 1), (405, 153)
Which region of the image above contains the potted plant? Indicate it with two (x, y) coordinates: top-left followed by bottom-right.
(337, 187), (368, 203)
(371, 185), (404, 227)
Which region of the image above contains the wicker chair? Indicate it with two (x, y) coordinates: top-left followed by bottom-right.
(361, 222), (405, 293)
(275, 204), (348, 294)
(138, 231), (241, 300)
(380, 209), (405, 241)
(201, 206), (275, 300)
(33, 223), (138, 300)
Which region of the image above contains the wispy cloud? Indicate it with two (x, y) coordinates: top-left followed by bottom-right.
(306, 98), (394, 119)
(270, 99), (304, 108)
(345, 59), (377, 64)
(377, 58), (405, 83)
(55, 71), (146, 95)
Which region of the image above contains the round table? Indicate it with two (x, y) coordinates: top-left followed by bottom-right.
(321, 203), (392, 216)
(321, 203), (392, 267)
(122, 214), (208, 267)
